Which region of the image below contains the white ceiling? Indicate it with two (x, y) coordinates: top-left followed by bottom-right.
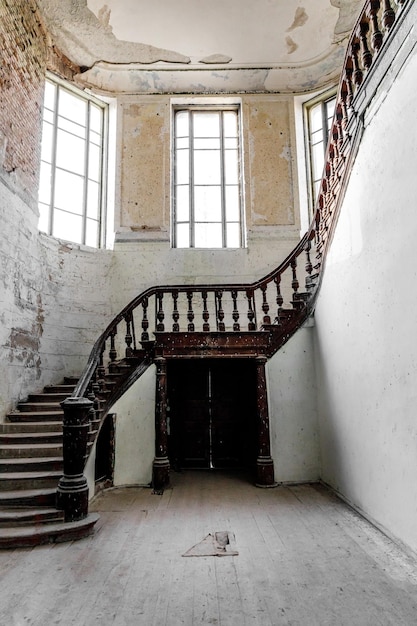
(38, 0), (364, 94)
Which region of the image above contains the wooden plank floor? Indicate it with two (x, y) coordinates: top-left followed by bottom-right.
(0, 472), (417, 625)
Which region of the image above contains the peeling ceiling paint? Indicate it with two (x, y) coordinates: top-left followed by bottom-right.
(36, 0), (364, 94)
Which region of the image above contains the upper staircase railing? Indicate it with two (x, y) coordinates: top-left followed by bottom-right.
(57, 0), (412, 519)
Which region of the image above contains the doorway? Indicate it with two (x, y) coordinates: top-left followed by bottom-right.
(167, 359), (257, 472)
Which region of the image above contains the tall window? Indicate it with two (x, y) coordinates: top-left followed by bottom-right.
(173, 107), (244, 249)
(38, 76), (108, 247)
(306, 93), (336, 205)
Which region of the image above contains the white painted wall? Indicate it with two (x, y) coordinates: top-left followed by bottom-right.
(314, 46), (417, 553)
(0, 179), (113, 418)
(112, 364), (156, 486)
(268, 324), (320, 483)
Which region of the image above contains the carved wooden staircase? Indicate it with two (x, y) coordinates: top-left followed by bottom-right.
(0, 0), (411, 547)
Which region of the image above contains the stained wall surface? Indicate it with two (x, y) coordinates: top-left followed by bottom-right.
(314, 45), (417, 553)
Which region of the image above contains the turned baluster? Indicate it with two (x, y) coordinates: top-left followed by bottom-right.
(369, 0), (383, 51)
(261, 284), (271, 325)
(216, 290), (225, 331)
(187, 291), (195, 332)
(291, 258), (299, 300)
(141, 297), (149, 342)
(336, 104), (344, 157)
(156, 292), (165, 332)
(171, 290), (179, 332)
(109, 329), (117, 362)
(124, 313), (133, 357)
(231, 290), (240, 331)
(246, 289), (256, 331)
(382, 0), (395, 29)
(274, 275), (283, 321)
(340, 82), (350, 128)
(352, 40), (363, 87)
(359, 19), (373, 69)
(97, 348), (106, 381)
(329, 142), (337, 184)
(202, 291), (210, 332)
(305, 239), (313, 281)
(344, 61), (354, 110)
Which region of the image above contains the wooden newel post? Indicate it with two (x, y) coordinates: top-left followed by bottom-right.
(152, 357), (170, 490)
(56, 397), (92, 521)
(255, 356), (276, 487)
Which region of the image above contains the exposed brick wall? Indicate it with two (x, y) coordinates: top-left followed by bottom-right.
(0, 0), (47, 200)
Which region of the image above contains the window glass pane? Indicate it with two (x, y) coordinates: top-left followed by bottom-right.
(194, 186), (222, 222)
(193, 150), (221, 185)
(38, 203), (49, 233)
(176, 137), (189, 149)
(226, 223), (240, 248)
(311, 142), (325, 181)
(309, 103), (323, 133)
(194, 223), (222, 248)
(225, 186), (240, 221)
(175, 111), (189, 137)
(90, 104), (102, 133)
(58, 90), (87, 127)
(87, 181), (99, 219)
(86, 218), (99, 247)
(52, 209), (82, 244)
(43, 108), (54, 124)
(223, 111), (238, 137)
(54, 169), (84, 214)
(311, 128), (323, 144)
(58, 115), (86, 139)
(41, 121), (53, 163)
(194, 138), (220, 150)
(39, 162), (52, 204)
(176, 223), (190, 248)
(224, 150), (239, 185)
(224, 137), (238, 150)
(43, 81), (56, 111)
(56, 129), (85, 175)
(89, 129), (101, 147)
(326, 98), (336, 127)
(193, 112), (220, 138)
(175, 185), (190, 222)
(176, 149), (189, 185)
(89, 143), (101, 182)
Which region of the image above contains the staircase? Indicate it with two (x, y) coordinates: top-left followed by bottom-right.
(0, 378), (98, 548)
(0, 0), (410, 548)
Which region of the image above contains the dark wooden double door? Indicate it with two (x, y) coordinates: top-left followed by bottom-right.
(167, 359), (257, 470)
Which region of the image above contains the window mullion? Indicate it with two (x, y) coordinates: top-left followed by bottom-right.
(189, 111), (195, 248)
(49, 83), (59, 237)
(220, 112), (226, 249)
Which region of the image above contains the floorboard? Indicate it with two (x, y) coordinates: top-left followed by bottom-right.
(0, 472), (417, 625)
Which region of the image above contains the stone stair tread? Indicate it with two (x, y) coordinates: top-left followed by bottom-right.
(0, 432), (63, 440)
(0, 470), (62, 480)
(0, 443), (62, 451)
(0, 421), (63, 432)
(0, 513), (100, 548)
(0, 507), (64, 523)
(0, 457), (62, 466)
(0, 487), (56, 505)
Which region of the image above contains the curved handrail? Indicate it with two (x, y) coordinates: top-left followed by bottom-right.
(72, 0), (411, 408)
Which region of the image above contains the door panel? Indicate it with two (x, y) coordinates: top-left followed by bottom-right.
(168, 359), (257, 470)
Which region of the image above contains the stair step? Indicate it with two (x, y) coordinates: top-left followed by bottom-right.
(0, 507), (64, 527)
(64, 376), (79, 385)
(0, 471), (62, 491)
(16, 403), (62, 413)
(0, 421), (62, 433)
(0, 444), (62, 458)
(44, 384), (75, 394)
(0, 432), (63, 445)
(27, 393), (70, 403)
(0, 513), (99, 548)
(0, 487), (57, 507)
(0, 457), (63, 473)
(7, 411), (63, 422)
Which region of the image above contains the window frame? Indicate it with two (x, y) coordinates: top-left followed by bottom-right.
(38, 73), (109, 248)
(171, 102), (246, 249)
(304, 89), (337, 212)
